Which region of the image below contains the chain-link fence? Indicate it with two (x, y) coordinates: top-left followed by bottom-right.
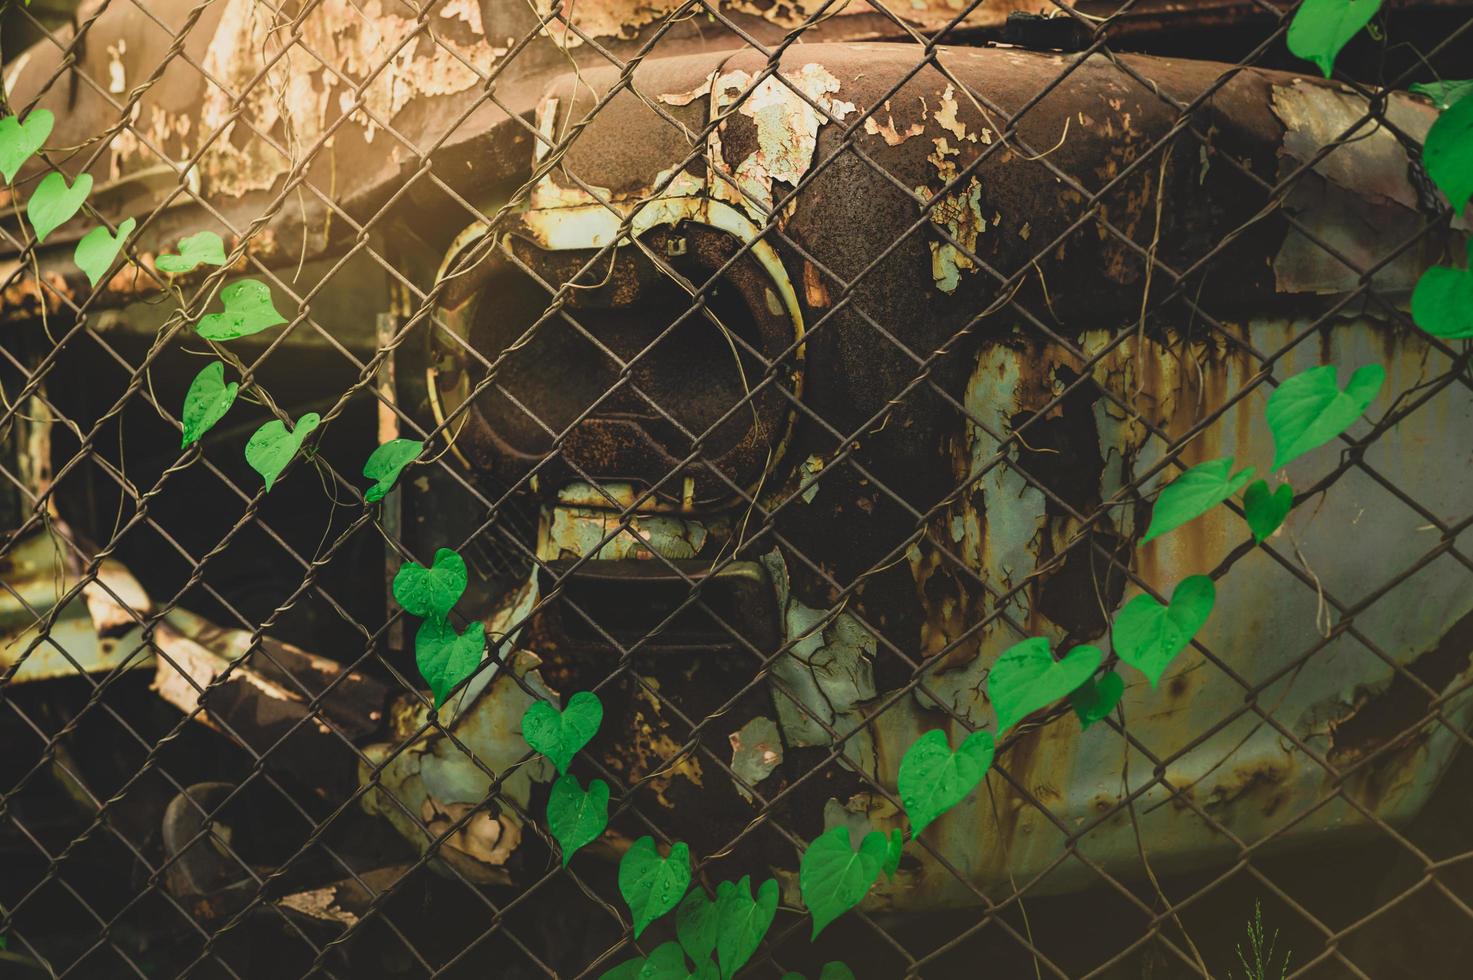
(2, 0), (1471, 977)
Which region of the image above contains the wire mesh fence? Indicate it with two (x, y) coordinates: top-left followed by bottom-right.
(1, 0), (1471, 977)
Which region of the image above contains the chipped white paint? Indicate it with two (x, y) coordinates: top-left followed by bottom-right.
(710, 63), (855, 220)
(863, 106), (925, 146)
(760, 550), (877, 776)
(280, 886), (359, 926)
(195, 0), (499, 196)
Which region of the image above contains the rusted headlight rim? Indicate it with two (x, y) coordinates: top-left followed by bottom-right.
(426, 196), (807, 512)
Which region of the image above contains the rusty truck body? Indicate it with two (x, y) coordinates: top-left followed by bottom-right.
(2, 1), (1471, 976)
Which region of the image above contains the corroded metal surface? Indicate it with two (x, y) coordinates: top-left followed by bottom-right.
(0, 529), (155, 682)
(5, 0), (1472, 955)
(3, 0), (1464, 317)
(354, 38), (1473, 910)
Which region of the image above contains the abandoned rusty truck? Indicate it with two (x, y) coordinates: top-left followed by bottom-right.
(1, 0), (1471, 977)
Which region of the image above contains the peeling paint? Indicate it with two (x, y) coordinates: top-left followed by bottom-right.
(279, 886), (360, 927)
(729, 716), (783, 802)
(360, 651), (557, 885)
(760, 550), (876, 776)
(799, 454), (825, 504)
(863, 101), (925, 146)
(545, 492), (710, 561)
(1269, 80), (1467, 295)
(624, 685), (706, 809)
(711, 63), (855, 220)
(193, 0), (500, 197)
(919, 175), (988, 293)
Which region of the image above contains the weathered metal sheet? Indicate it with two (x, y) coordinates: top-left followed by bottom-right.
(5, 0), (1464, 319)
(0, 529), (155, 682)
(355, 39), (1473, 911)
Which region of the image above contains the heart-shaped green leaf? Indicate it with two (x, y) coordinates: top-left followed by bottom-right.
(547, 772), (609, 866)
(819, 965), (856, 980)
(521, 690), (603, 775)
(196, 279), (286, 341)
(1411, 79), (1473, 112)
(715, 875), (778, 977)
(180, 361), (238, 448)
(244, 412), (320, 491)
(1070, 671), (1124, 730)
(74, 217), (135, 287)
(1412, 240), (1473, 339)
(599, 942), (690, 980)
(1143, 457), (1255, 543)
(1426, 87), (1473, 213)
(415, 615), (485, 708)
(392, 547), (468, 618)
(677, 887), (718, 965)
(799, 827), (887, 939)
(599, 958), (645, 980)
(363, 438), (423, 502)
(1243, 479), (1293, 544)
(0, 110), (53, 183)
(619, 836), (691, 938)
(897, 728), (995, 836)
(156, 231), (226, 274)
(1286, 0), (1382, 78)
(643, 944), (691, 980)
(1113, 575), (1215, 688)
(27, 171), (92, 243)
(988, 638), (1101, 734)
(1266, 364), (1384, 471)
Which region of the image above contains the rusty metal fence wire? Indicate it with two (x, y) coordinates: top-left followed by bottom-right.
(1, 0), (1472, 976)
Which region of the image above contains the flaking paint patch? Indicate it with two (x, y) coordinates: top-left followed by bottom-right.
(195, 0), (499, 197)
(624, 686), (706, 809)
(800, 454), (825, 504)
(280, 886), (360, 926)
(920, 176), (987, 293)
(711, 64), (855, 220)
(863, 101), (925, 146)
(360, 651), (556, 884)
(546, 506), (709, 561)
(933, 84), (988, 144)
(915, 343), (1059, 721)
(760, 550), (877, 776)
(1268, 80), (1467, 295)
(729, 716), (783, 802)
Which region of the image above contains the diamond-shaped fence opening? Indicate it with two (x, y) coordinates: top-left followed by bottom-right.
(1, 0), (1471, 977)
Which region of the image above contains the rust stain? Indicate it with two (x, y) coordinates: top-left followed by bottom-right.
(803, 260), (831, 307)
(613, 685), (706, 809)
